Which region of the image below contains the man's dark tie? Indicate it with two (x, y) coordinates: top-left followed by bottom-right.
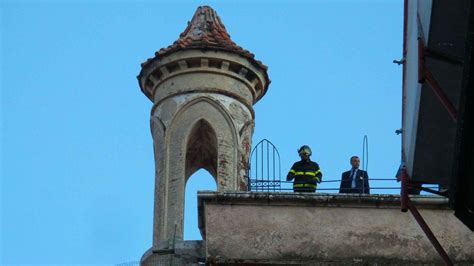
(351, 169), (357, 188)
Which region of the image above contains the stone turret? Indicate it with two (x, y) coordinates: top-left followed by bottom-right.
(137, 5), (270, 260)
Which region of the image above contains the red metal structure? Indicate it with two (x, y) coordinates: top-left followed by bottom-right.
(400, 0), (473, 264)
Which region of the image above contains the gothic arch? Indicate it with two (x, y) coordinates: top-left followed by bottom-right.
(185, 118), (218, 181)
(155, 96), (239, 241)
(165, 96), (239, 186)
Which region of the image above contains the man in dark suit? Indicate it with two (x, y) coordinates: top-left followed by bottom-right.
(339, 156), (370, 194)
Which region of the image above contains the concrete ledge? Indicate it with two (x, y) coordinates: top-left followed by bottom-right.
(198, 192), (474, 264)
(198, 191), (449, 208)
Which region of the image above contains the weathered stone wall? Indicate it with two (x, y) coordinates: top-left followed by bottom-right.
(141, 240), (205, 266)
(198, 192), (474, 264)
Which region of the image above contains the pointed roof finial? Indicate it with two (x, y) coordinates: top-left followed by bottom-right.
(141, 6), (268, 77)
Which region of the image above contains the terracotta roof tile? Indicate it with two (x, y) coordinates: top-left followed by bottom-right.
(140, 6), (270, 87)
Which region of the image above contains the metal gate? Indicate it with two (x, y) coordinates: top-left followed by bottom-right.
(247, 139), (282, 191)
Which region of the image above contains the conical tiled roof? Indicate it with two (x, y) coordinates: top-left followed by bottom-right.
(140, 6), (269, 81)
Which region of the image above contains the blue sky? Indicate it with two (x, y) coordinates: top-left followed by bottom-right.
(2, 0), (402, 264)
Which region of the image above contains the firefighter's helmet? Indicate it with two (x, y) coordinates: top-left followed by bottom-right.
(298, 145), (312, 156)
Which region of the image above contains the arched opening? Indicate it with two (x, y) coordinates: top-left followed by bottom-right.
(157, 98), (238, 241)
(185, 119), (218, 180)
(184, 169), (217, 240)
(184, 119), (218, 240)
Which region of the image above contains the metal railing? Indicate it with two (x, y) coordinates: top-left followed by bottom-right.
(248, 176), (441, 194)
(247, 139), (440, 194)
(249, 177), (397, 193)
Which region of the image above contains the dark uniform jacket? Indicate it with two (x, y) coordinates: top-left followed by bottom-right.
(339, 169), (370, 194)
(287, 160), (322, 192)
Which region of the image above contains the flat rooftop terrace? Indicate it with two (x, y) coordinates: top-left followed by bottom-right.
(197, 192), (473, 264)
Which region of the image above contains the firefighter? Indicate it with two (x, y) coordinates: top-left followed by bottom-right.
(287, 145), (323, 192)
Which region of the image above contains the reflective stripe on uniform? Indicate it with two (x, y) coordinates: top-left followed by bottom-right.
(293, 183), (317, 188)
(289, 169), (296, 174)
(308, 170), (321, 176)
(295, 171), (320, 176)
